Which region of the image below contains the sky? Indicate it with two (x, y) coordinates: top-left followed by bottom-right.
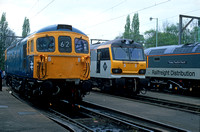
(0, 0), (199, 40)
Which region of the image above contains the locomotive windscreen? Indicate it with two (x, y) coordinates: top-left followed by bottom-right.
(112, 46), (145, 61)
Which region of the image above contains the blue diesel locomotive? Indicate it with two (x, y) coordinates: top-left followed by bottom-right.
(145, 43), (200, 95)
(5, 24), (91, 103)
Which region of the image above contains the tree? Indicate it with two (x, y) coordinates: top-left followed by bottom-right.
(0, 12), (17, 70)
(144, 29), (157, 48)
(161, 23), (179, 45)
(131, 13), (140, 41)
(144, 23), (179, 48)
(22, 17), (30, 37)
(123, 15), (131, 39)
(190, 26), (199, 43)
(0, 12), (8, 70)
(122, 14), (144, 43)
(144, 22), (199, 48)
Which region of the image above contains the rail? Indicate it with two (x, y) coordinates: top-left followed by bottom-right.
(135, 95), (200, 114)
(81, 101), (189, 132)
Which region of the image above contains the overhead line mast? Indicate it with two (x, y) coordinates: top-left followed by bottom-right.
(178, 14), (200, 45)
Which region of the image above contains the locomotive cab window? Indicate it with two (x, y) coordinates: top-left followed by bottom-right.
(99, 48), (110, 60)
(36, 36), (55, 52)
(58, 36), (72, 53)
(28, 40), (34, 53)
(75, 38), (89, 53)
(31, 40), (34, 52)
(112, 47), (129, 60)
(112, 47), (145, 61)
(27, 41), (30, 53)
(130, 48), (144, 61)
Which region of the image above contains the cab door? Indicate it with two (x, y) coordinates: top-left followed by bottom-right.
(23, 44), (27, 71)
(96, 49), (101, 73)
(26, 40), (34, 78)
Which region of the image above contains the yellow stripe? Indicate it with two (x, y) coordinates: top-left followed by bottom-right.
(147, 52), (200, 57)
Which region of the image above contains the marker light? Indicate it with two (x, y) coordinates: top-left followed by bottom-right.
(112, 68), (122, 74)
(139, 69), (146, 74)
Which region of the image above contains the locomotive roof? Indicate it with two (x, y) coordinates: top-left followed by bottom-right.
(6, 38), (27, 51)
(145, 43), (200, 56)
(90, 39), (142, 50)
(6, 24), (87, 51)
(34, 24), (87, 36)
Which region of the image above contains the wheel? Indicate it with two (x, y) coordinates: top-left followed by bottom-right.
(140, 87), (147, 94)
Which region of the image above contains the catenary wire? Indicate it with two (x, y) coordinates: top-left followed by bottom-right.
(33, 0), (55, 18)
(84, 0), (171, 30)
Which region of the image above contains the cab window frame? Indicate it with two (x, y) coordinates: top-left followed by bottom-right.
(31, 40), (34, 52)
(58, 36), (72, 53)
(98, 48), (110, 60)
(36, 36), (55, 52)
(74, 38), (89, 54)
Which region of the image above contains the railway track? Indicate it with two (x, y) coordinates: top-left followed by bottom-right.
(80, 101), (189, 132)
(47, 108), (93, 132)
(11, 90), (191, 131)
(11, 91), (91, 132)
(135, 95), (200, 115)
(11, 91), (159, 131)
(92, 91), (200, 115)
(49, 100), (189, 132)
(50, 100), (154, 132)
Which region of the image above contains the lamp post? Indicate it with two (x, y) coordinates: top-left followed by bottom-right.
(150, 17), (158, 47)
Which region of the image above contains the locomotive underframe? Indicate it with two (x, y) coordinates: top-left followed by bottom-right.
(91, 77), (143, 96)
(6, 75), (91, 103)
(147, 77), (200, 95)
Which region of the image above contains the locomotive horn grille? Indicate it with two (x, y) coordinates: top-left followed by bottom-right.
(57, 24), (72, 30)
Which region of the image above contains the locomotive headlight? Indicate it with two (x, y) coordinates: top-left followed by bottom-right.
(139, 69), (146, 74)
(81, 56), (90, 62)
(112, 68), (122, 74)
(81, 56), (86, 62)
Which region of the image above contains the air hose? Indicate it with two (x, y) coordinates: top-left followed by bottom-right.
(37, 55), (47, 79)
